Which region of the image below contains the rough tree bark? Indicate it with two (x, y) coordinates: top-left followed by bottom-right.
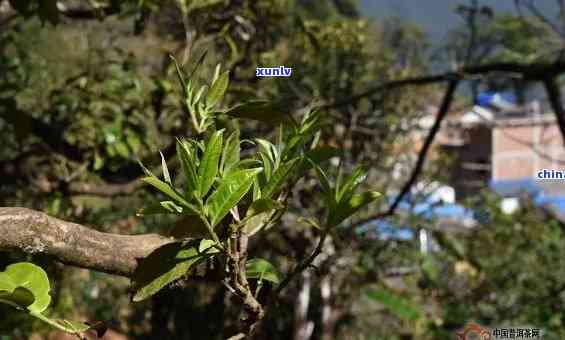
(0, 207), (174, 277)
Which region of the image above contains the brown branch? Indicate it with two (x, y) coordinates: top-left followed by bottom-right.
(227, 232), (264, 337)
(543, 76), (565, 145)
(322, 60), (565, 109)
(0, 207), (174, 277)
(349, 79), (460, 227)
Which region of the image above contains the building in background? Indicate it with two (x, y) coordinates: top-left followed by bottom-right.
(440, 90), (565, 219)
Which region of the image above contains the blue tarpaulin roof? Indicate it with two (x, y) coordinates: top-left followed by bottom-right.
(364, 194), (476, 240)
(489, 178), (543, 197)
(366, 177), (565, 239)
(491, 178), (565, 216)
(477, 91), (517, 107)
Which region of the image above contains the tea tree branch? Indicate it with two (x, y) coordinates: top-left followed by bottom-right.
(0, 207), (174, 277)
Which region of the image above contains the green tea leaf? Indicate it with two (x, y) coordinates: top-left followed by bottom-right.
(132, 242), (207, 302)
(297, 217), (322, 230)
(221, 130), (240, 175)
(206, 168), (263, 227)
(312, 162), (332, 194)
(198, 239), (220, 254)
(298, 147), (340, 178)
(160, 151), (172, 186)
(241, 212), (272, 236)
(142, 177), (194, 212)
(170, 55), (188, 97)
(224, 100), (294, 125)
(198, 130), (224, 197)
(261, 158), (301, 199)
(336, 166), (368, 202)
(207, 70), (230, 107)
(224, 159), (263, 179)
(328, 191), (381, 227)
(176, 139), (199, 198)
(246, 199), (282, 218)
(136, 201), (184, 216)
(138, 159), (155, 177)
(246, 258), (280, 284)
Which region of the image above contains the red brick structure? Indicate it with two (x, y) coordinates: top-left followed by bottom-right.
(492, 115), (565, 181)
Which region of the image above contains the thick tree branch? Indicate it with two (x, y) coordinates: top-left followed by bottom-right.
(0, 207), (174, 277)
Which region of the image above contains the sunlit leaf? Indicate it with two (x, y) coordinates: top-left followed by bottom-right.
(221, 130), (240, 175)
(198, 130), (224, 197)
(246, 198), (282, 218)
(246, 258), (280, 284)
(141, 177), (195, 212)
(160, 151), (172, 186)
(241, 212), (273, 236)
(336, 166), (368, 202)
(0, 263), (51, 313)
(198, 239), (220, 254)
(207, 70), (230, 107)
(176, 139), (199, 198)
(328, 191), (381, 227)
(312, 162), (332, 194)
(225, 159), (263, 177)
(261, 158), (301, 199)
(170, 55), (187, 97)
(206, 168), (263, 227)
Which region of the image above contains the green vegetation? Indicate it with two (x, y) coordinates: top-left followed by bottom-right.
(0, 1), (563, 339)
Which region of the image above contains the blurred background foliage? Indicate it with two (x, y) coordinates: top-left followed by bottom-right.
(1, 0), (564, 339)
